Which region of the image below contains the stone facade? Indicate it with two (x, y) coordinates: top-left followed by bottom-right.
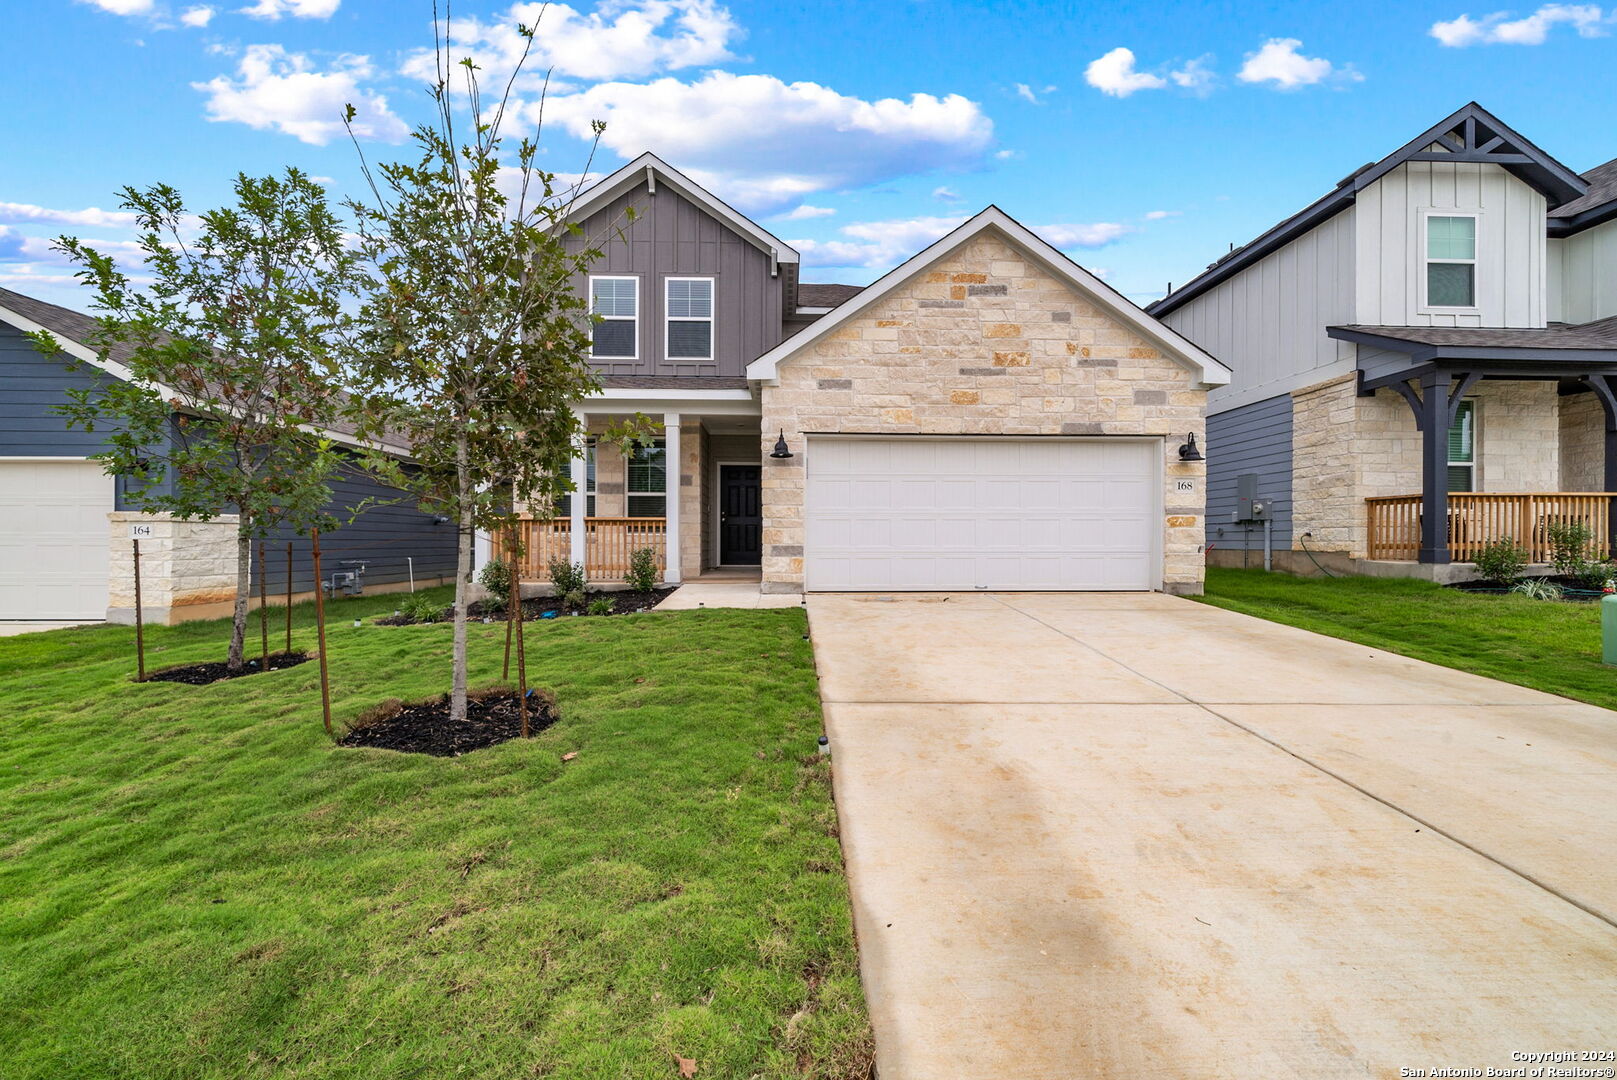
(107, 511), (239, 625)
(758, 231), (1209, 595)
(1291, 373), (1602, 559)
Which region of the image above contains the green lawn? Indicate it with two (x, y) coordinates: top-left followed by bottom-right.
(1199, 566), (1617, 711)
(0, 590), (871, 1079)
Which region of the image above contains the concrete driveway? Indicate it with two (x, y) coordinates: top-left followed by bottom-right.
(808, 591), (1617, 1079)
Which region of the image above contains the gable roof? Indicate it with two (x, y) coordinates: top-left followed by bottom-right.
(1549, 155), (1617, 236)
(1149, 102), (1588, 318)
(559, 152), (799, 265)
(795, 283), (864, 310)
(746, 206), (1230, 387)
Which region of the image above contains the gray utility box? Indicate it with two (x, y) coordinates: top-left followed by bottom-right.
(1233, 473), (1269, 523)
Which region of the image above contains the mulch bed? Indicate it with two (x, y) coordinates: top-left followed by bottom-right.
(338, 688), (558, 756)
(143, 652), (311, 685)
(376, 588), (677, 626)
(1447, 575), (1611, 600)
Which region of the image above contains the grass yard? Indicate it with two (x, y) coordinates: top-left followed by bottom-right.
(1199, 567), (1617, 711)
(0, 589), (872, 1079)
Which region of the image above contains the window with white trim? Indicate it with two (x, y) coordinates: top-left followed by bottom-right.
(665, 277), (713, 361)
(590, 276), (638, 359)
(1447, 399), (1476, 493)
(556, 439), (596, 518)
(1426, 215), (1477, 309)
(626, 439), (667, 518)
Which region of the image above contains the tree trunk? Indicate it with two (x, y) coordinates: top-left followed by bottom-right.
(227, 527), (252, 671)
(449, 433), (474, 722)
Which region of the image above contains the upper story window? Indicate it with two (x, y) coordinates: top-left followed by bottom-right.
(665, 277), (714, 361)
(590, 276), (638, 359)
(1426, 215), (1477, 309)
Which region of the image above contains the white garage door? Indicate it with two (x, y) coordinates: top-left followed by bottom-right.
(805, 437), (1159, 592)
(0, 460), (114, 620)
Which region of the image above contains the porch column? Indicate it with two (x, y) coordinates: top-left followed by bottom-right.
(1419, 370), (1452, 564)
(569, 416), (588, 572)
(1585, 374), (1617, 557)
(663, 412), (681, 584)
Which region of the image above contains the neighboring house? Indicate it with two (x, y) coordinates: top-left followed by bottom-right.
(504, 154), (1228, 595)
(0, 287), (458, 623)
(1149, 102), (1617, 577)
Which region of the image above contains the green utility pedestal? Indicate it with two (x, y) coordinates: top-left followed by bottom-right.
(1605, 595), (1617, 666)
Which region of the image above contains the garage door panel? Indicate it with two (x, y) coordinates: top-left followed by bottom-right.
(0, 460), (113, 620)
(806, 438), (1159, 592)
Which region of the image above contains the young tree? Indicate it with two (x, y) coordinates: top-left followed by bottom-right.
(35, 171), (355, 670)
(343, 17), (643, 722)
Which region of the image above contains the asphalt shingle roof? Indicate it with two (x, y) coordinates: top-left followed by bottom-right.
(796, 283), (863, 309)
(1332, 314), (1617, 350)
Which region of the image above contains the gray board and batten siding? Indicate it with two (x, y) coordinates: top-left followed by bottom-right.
(1205, 394), (1293, 553)
(563, 179), (785, 379)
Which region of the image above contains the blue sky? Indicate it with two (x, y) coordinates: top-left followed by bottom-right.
(7, 0), (1617, 312)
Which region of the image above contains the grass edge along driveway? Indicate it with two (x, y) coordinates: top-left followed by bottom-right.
(0, 589), (873, 1079)
(1198, 566), (1617, 713)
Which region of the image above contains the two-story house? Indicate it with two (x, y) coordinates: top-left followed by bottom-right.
(1149, 102), (1617, 578)
(494, 153), (1230, 596)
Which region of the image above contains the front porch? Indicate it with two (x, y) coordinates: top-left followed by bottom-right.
(1327, 321), (1617, 565)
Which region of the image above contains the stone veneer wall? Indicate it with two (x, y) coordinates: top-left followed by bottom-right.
(107, 511), (239, 625)
(1292, 374), (1572, 558)
(758, 231), (1209, 595)
(679, 420), (702, 578)
(1560, 391), (1606, 491)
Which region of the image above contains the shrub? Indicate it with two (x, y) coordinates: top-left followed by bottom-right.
(1473, 537), (1529, 586)
(562, 588), (587, 612)
(587, 596), (614, 616)
(1510, 577), (1563, 601)
(548, 557), (586, 596)
(1546, 519), (1597, 578)
(624, 547), (660, 593)
(401, 592), (445, 623)
(477, 557), (512, 607)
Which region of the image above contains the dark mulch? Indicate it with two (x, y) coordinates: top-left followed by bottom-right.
(376, 588), (677, 626)
(142, 652), (312, 685)
(1448, 574), (1612, 601)
(338, 687), (559, 757)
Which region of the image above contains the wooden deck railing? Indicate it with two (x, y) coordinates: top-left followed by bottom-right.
(490, 518), (667, 581)
(1365, 493), (1614, 562)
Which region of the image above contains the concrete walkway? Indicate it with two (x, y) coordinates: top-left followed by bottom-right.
(0, 620), (98, 637)
(808, 591), (1617, 1079)
(653, 581), (802, 610)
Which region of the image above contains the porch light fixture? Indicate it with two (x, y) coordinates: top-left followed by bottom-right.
(770, 430), (794, 459)
(1178, 433), (1204, 462)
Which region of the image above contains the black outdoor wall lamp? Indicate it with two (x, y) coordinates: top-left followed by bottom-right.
(770, 430), (794, 459)
(1177, 433), (1204, 462)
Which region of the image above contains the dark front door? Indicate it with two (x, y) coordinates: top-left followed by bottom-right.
(719, 464), (762, 565)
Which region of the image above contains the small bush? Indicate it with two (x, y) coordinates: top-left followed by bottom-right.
(1546, 519), (1596, 578)
(624, 546), (660, 593)
(477, 558), (513, 607)
(401, 592), (445, 623)
(587, 596), (614, 616)
(548, 557), (586, 596)
(1510, 578), (1563, 601)
(1473, 537), (1529, 586)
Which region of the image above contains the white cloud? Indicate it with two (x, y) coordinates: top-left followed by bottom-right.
(793, 214), (1130, 269)
(1014, 82), (1057, 104)
(400, 0), (738, 87)
(194, 44), (409, 145)
(181, 5), (215, 26)
(0, 202), (140, 229)
(994, 149), (1019, 160)
(539, 71), (993, 213)
(932, 186), (961, 203)
(77, 0), (155, 13)
(1085, 47), (1168, 97)
(1430, 4), (1610, 45)
(1170, 55), (1217, 94)
(1237, 38), (1359, 89)
(239, 0), (340, 18)
(310, 175), (337, 185)
(1144, 209), (1181, 220)
(776, 204), (835, 221)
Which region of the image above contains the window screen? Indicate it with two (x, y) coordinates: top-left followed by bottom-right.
(666, 278), (713, 360)
(1447, 399), (1475, 493)
(626, 441), (667, 518)
(1427, 217), (1477, 308)
(590, 277), (637, 358)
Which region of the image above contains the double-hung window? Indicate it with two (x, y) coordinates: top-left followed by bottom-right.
(590, 276), (638, 359)
(1426, 215), (1477, 309)
(1447, 399), (1476, 493)
(626, 439), (667, 518)
(555, 439), (596, 518)
(665, 277), (714, 361)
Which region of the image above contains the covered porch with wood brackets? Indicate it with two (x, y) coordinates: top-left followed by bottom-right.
(1332, 322), (1617, 564)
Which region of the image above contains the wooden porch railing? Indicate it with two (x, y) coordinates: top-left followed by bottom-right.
(1365, 493), (1614, 562)
(490, 518), (667, 581)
